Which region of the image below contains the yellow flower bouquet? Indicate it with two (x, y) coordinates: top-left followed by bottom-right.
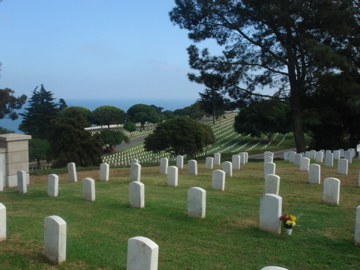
(279, 213), (297, 229)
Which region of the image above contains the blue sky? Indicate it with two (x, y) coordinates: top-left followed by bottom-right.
(0, 0), (221, 102)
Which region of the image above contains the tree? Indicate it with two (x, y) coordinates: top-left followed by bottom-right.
(29, 138), (50, 169)
(61, 106), (93, 126)
(234, 99), (291, 142)
(47, 107), (103, 168)
(100, 129), (129, 149)
(199, 89), (229, 124)
(124, 121), (137, 133)
(19, 85), (64, 139)
(127, 104), (161, 129)
(92, 105), (127, 128)
(170, 0), (359, 152)
(162, 110), (175, 119)
(0, 88), (27, 120)
(144, 116), (215, 157)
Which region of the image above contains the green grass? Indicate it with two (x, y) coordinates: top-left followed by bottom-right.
(2, 158), (360, 269)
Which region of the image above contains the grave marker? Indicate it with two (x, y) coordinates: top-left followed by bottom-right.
(17, 170), (27, 194)
(337, 159), (348, 175)
(264, 162), (276, 179)
(0, 203), (6, 241)
(300, 157), (310, 171)
(323, 177), (340, 205)
(167, 166), (178, 187)
(129, 181), (145, 208)
(160, 158), (168, 174)
(325, 152), (334, 167)
(67, 162), (77, 182)
(82, 177), (95, 202)
(232, 155), (241, 170)
(259, 193), (282, 234)
(308, 164), (321, 184)
(188, 160), (198, 175)
(188, 187), (206, 218)
(212, 170), (225, 191)
(265, 174), (280, 195)
(127, 236), (159, 270)
(214, 153), (221, 166)
(44, 215), (66, 264)
(48, 174), (59, 197)
(205, 157), (214, 170)
(100, 163), (109, 181)
(130, 163), (141, 182)
(176, 155), (184, 169)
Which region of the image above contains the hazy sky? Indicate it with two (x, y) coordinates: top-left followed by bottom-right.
(0, 0), (221, 102)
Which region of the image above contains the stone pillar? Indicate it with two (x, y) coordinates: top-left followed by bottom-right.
(127, 236), (159, 270)
(0, 133), (31, 188)
(44, 215), (67, 264)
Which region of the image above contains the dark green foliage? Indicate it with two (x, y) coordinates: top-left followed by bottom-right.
(0, 126), (14, 134)
(234, 99), (291, 142)
(29, 138), (50, 169)
(174, 102), (204, 120)
(100, 129), (129, 148)
(123, 121), (137, 133)
(92, 105), (127, 128)
(47, 107), (103, 168)
(127, 104), (161, 129)
(61, 106), (93, 126)
(0, 88), (27, 120)
(305, 71), (360, 150)
(162, 110), (175, 119)
(19, 85), (63, 139)
(144, 116), (215, 157)
(199, 89), (229, 124)
(170, 0), (359, 152)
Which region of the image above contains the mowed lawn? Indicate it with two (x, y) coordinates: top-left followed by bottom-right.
(1, 157), (360, 269)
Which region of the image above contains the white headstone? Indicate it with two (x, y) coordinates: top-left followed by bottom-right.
(308, 164), (321, 184)
(44, 215), (66, 264)
(259, 193), (282, 234)
(67, 162), (77, 182)
(333, 150), (341, 160)
(212, 170), (225, 191)
(214, 153), (221, 166)
(160, 158), (168, 174)
(205, 157), (214, 170)
(129, 181), (145, 208)
(310, 150), (316, 160)
(265, 174), (280, 195)
(82, 177), (95, 202)
(294, 154), (302, 166)
(100, 163), (109, 181)
(283, 152), (290, 161)
(130, 163), (141, 182)
(264, 151), (274, 160)
(48, 174), (59, 197)
(0, 203), (6, 241)
(315, 151), (324, 163)
(176, 155), (184, 169)
(127, 236), (159, 270)
(222, 161), (232, 177)
(339, 149), (344, 157)
(188, 187), (206, 218)
(264, 156), (273, 164)
(344, 150), (353, 164)
(244, 152), (249, 163)
(131, 159), (139, 164)
(232, 155), (241, 170)
(239, 152), (246, 165)
(337, 159), (348, 175)
(17, 170), (27, 194)
(289, 151), (296, 162)
(300, 157), (310, 171)
(188, 160), (198, 175)
(325, 152), (334, 167)
(167, 166), (178, 187)
(264, 162), (276, 179)
(261, 267), (288, 270)
(355, 206), (360, 245)
(323, 177), (340, 205)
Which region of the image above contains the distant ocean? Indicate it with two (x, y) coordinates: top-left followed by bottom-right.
(0, 98), (196, 134)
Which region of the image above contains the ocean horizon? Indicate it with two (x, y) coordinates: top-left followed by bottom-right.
(1, 98), (197, 133)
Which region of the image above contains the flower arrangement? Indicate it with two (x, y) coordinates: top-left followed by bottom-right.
(279, 213), (297, 229)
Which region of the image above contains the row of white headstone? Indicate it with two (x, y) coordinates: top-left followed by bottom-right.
(0, 204), (288, 269)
